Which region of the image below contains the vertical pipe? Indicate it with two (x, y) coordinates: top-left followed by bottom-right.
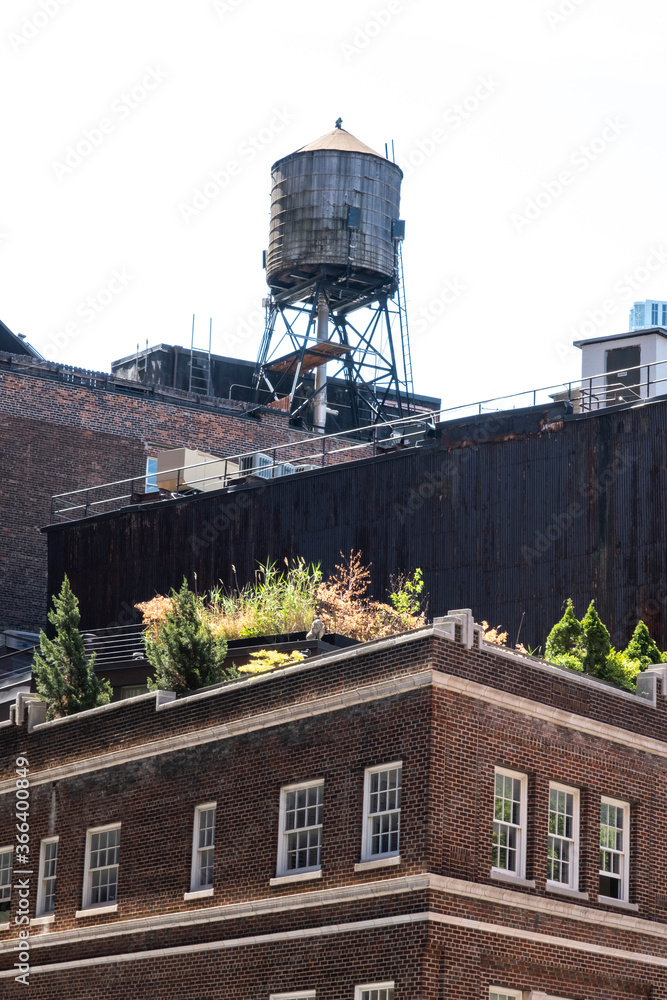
(313, 295), (328, 434)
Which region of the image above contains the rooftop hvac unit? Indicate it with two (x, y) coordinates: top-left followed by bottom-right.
(293, 464), (321, 473)
(155, 448), (237, 493)
(239, 452), (274, 480)
(272, 462), (297, 477)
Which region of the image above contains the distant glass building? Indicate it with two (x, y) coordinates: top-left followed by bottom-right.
(629, 300), (667, 330)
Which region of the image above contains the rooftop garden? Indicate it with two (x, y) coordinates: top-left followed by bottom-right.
(32, 565), (665, 720)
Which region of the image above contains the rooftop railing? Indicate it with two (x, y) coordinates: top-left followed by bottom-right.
(50, 359), (667, 523)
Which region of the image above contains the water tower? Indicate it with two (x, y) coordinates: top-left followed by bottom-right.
(253, 121), (414, 433)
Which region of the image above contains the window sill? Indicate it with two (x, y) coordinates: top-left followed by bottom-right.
(270, 869), (322, 886)
(546, 883), (589, 901)
(183, 887), (214, 900)
(75, 904), (118, 918)
(355, 855), (401, 872)
(490, 869), (536, 888)
(598, 894), (638, 911)
(30, 915), (55, 926)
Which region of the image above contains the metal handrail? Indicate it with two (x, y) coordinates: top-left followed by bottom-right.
(50, 358), (667, 522)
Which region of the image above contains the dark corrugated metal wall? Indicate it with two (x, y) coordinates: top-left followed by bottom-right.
(46, 400), (667, 650)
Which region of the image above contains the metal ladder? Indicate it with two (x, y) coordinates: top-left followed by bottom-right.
(395, 243), (414, 403)
(188, 316), (212, 396)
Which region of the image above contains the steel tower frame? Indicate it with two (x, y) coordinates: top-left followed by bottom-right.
(253, 243), (414, 431)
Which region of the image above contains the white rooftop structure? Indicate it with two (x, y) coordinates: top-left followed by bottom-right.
(573, 327), (667, 407)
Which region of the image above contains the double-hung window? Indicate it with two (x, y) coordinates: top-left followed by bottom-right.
(492, 768), (527, 877)
(355, 983), (394, 1000)
(190, 804), (216, 892)
(361, 763), (402, 862)
(0, 848), (12, 924)
(546, 784), (579, 890)
(36, 837), (59, 916)
(82, 824), (120, 910)
(599, 796), (629, 901)
(276, 781), (323, 877)
(489, 990), (523, 1000)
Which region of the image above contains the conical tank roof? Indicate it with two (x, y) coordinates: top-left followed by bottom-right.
(297, 126), (382, 158)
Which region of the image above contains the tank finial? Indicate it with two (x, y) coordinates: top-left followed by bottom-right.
(335, 117), (343, 129)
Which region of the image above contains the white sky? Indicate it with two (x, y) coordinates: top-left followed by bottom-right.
(2, 0), (666, 409)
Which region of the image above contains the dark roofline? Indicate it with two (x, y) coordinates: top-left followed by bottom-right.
(0, 318), (42, 358)
(111, 344), (258, 370)
(0, 351), (286, 422)
(573, 327), (667, 348)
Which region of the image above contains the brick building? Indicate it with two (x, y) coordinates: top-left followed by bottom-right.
(0, 611), (665, 997)
(0, 351), (325, 635)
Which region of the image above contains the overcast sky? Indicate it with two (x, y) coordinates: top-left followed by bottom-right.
(2, 0), (666, 410)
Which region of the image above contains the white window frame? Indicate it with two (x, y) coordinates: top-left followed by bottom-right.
(36, 836), (59, 917)
(0, 847), (13, 926)
(489, 990), (523, 1000)
(355, 983), (395, 1000)
(81, 823), (121, 912)
(599, 795), (630, 903)
(269, 994), (316, 1000)
(361, 762), (402, 863)
(546, 783), (579, 891)
(276, 780), (324, 878)
(189, 803), (216, 893)
(492, 767), (528, 878)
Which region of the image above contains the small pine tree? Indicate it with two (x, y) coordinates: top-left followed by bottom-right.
(623, 620), (662, 667)
(580, 600), (611, 675)
(34, 576), (112, 720)
(145, 579), (233, 694)
(545, 599), (583, 662)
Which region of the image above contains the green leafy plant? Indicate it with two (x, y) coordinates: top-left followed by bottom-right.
(543, 598), (663, 692)
(623, 620), (662, 668)
(34, 576), (112, 720)
(138, 553), (428, 653)
(389, 568), (425, 626)
(598, 648), (643, 692)
(545, 599), (584, 662)
(238, 649), (306, 675)
(208, 559), (321, 639)
(545, 652), (584, 672)
(580, 601), (611, 674)
(145, 579), (234, 694)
